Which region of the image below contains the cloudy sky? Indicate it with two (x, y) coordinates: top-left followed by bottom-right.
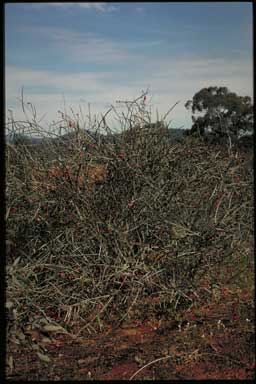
(5, 2), (253, 134)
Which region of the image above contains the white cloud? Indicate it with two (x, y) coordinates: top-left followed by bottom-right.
(78, 3), (119, 12)
(107, 5), (119, 12)
(5, 32), (253, 132)
(28, 2), (119, 12)
(5, 65), (113, 95)
(5, 65), (144, 128)
(17, 26), (153, 66)
(16, 25), (165, 68)
(76, 3), (109, 12)
(63, 35), (137, 64)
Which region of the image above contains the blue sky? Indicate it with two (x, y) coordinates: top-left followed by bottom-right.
(5, 2), (253, 133)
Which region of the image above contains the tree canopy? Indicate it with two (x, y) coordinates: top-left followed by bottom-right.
(185, 86), (253, 140)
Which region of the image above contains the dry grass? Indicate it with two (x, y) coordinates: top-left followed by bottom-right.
(5, 92), (254, 360)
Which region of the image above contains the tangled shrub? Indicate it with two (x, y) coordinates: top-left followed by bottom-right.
(6, 92), (253, 340)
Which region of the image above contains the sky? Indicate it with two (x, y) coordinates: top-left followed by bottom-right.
(5, 2), (253, 135)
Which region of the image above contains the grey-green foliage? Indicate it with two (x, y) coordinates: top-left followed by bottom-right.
(185, 86), (254, 140)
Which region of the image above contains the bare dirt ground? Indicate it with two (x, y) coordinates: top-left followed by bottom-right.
(6, 274), (255, 381)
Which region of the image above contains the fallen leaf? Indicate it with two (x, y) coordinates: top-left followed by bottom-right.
(43, 324), (64, 332)
(8, 355), (14, 372)
(37, 352), (51, 363)
(31, 343), (40, 351)
(78, 356), (98, 365)
(135, 355), (146, 365)
(6, 301), (14, 309)
(25, 329), (41, 341)
(12, 257), (21, 267)
(120, 328), (139, 336)
(41, 336), (53, 344)
(17, 331), (26, 341)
